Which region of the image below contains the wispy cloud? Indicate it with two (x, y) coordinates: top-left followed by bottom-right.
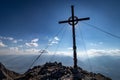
(90, 42), (103, 47)
(31, 38), (39, 43)
(0, 36), (14, 40)
(0, 36), (23, 44)
(13, 40), (18, 43)
(0, 41), (7, 47)
(9, 47), (19, 52)
(54, 37), (59, 41)
(48, 36), (60, 45)
(25, 42), (38, 47)
(25, 38), (39, 47)
(67, 47), (73, 50)
(24, 48), (40, 53)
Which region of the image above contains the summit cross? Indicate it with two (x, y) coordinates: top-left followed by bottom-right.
(59, 5), (90, 69)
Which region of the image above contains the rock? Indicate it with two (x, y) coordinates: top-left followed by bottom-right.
(18, 62), (111, 80)
(0, 62), (20, 80)
(0, 62), (112, 80)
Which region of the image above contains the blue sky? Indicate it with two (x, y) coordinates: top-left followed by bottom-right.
(0, 0), (120, 58)
(0, 1), (120, 79)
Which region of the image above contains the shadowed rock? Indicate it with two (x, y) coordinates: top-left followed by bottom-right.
(0, 62), (20, 80)
(15, 62), (112, 80)
(0, 62), (112, 80)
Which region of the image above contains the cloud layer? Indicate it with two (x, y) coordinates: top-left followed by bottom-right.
(87, 49), (120, 57)
(0, 35), (120, 59)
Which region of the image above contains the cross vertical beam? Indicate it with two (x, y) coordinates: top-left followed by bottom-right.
(71, 5), (77, 68)
(59, 5), (90, 69)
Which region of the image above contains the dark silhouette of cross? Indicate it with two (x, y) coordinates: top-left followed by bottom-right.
(59, 5), (90, 69)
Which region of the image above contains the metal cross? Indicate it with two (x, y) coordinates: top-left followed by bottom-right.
(59, 5), (90, 68)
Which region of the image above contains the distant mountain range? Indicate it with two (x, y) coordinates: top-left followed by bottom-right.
(0, 62), (111, 80)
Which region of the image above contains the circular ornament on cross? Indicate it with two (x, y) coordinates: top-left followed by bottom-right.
(68, 16), (78, 25)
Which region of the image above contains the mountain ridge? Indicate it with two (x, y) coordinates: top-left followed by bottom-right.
(0, 62), (112, 80)
(0, 62), (20, 80)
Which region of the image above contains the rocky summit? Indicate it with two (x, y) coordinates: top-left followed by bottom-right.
(0, 62), (112, 80)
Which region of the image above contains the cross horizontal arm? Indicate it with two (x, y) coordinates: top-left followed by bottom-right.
(59, 20), (69, 24)
(59, 17), (90, 24)
(77, 17), (90, 21)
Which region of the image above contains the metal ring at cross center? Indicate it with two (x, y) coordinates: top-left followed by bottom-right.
(68, 16), (78, 25)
